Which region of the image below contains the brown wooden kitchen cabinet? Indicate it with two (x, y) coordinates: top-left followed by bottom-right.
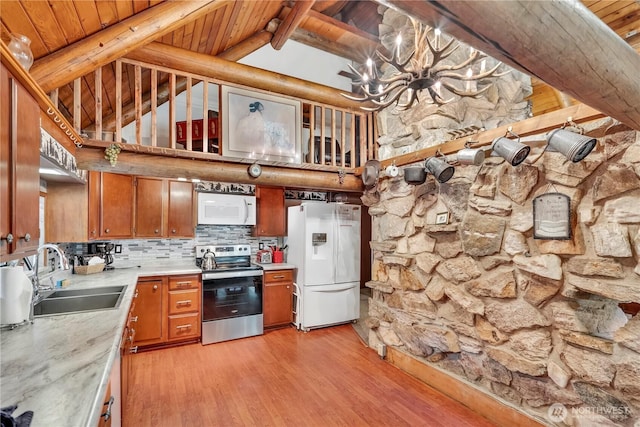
(88, 171), (134, 239)
(132, 277), (167, 347)
(254, 186), (286, 236)
(134, 177), (164, 237)
(0, 62), (41, 261)
(167, 180), (195, 237)
(133, 274), (201, 349)
(167, 274), (201, 342)
(263, 269), (294, 328)
(133, 177), (195, 238)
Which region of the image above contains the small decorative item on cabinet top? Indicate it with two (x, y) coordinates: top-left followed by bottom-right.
(7, 33), (34, 71)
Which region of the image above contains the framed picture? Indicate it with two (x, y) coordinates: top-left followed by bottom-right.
(435, 211), (449, 225)
(221, 86), (302, 163)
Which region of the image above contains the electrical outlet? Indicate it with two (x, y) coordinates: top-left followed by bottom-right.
(49, 258), (56, 272)
(115, 244), (122, 254)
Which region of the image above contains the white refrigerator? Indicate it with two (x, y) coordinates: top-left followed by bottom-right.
(287, 202), (361, 331)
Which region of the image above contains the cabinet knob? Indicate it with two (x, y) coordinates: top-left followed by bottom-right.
(134, 291), (139, 298)
(153, 284), (158, 290)
(130, 315), (138, 323)
(21, 233), (31, 242)
(104, 228), (110, 234)
(0, 233), (14, 244)
(171, 229), (176, 234)
(154, 229), (159, 234)
(91, 230), (96, 235)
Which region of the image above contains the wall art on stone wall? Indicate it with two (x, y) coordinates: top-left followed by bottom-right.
(533, 192), (571, 240)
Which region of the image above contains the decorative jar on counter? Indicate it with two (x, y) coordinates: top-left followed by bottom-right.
(7, 33), (34, 71)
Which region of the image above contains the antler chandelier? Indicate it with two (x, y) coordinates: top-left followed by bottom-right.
(342, 18), (508, 112)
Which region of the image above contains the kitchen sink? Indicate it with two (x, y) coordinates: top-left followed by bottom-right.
(45, 285), (126, 298)
(34, 286), (127, 316)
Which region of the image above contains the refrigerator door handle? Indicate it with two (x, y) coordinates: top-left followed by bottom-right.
(312, 285), (355, 293)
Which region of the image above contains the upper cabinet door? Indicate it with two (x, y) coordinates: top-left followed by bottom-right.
(0, 63), (40, 261)
(254, 186), (286, 236)
(135, 177), (165, 237)
(0, 65), (11, 258)
(100, 173), (134, 238)
(167, 180), (195, 237)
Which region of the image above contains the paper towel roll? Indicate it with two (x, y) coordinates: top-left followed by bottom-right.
(0, 266), (33, 325)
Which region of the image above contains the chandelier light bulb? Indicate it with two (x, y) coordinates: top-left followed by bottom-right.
(378, 84), (384, 94)
(363, 73), (369, 82)
(366, 57), (373, 75)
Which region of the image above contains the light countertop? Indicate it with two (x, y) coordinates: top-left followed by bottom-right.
(255, 262), (296, 271)
(0, 260), (199, 427)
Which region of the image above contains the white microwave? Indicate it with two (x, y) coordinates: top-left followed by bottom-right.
(197, 193), (256, 225)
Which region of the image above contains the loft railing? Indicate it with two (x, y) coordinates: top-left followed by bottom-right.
(49, 59), (374, 170)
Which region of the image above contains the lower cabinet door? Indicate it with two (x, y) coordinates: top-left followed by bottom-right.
(133, 279), (166, 346)
(168, 313), (200, 341)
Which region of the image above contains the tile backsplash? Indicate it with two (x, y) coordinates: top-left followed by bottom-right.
(61, 225), (279, 263)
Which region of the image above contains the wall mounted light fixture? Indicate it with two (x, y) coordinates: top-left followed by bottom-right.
(425, 155), (455, 183)
(456, 141), (486, 166)
(546, 128), (597, 162)
(491, 128), (530, 166)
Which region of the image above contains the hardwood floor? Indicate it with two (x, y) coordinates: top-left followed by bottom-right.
(124, 325), (496, 426)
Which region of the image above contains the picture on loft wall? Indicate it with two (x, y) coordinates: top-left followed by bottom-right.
(222, 86), (302, 163)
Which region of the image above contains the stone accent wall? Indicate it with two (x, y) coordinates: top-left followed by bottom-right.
(362, 120), (640, 426)
(375, 9), (532, 160)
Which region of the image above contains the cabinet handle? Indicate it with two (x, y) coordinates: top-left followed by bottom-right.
(104, 228), (110, 234)
(154, 229), (159, 234)
(134, 291), (139, 298)
(171, 229), (177, 234)
(1, 233), (14, 244)
(91, 229), (96, 236)
(176, 300), (191, 306)
(272, 275), (285, 279)
(101, 396), (115, 422)
(231, 309), (239, 314)
(130, 346), (138, 354)
(175, 324), (192, 330)
(153, 285), (158, 290)
(130, 315), (138, 323)
(175, 281), (191, 287)
(20, 233), (31, 242)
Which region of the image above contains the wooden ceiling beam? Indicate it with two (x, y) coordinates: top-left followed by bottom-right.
(271, 0), (316, 50)
(30, 0), (232, 93)
(374, 0), (640, 130)
(75, 142), (364, 192)
(125, 41), (370, 110)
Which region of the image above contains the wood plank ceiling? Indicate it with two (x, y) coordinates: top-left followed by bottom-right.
(1, 0), (639, 132)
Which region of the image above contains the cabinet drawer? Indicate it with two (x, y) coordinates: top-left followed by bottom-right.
(168, 289), (199, 315)
(168, 313), (200, 340)
(169, 275), (200, 290)
(264, 270), (294, 283)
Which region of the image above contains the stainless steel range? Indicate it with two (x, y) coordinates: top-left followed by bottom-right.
(196, 244), (263, 345)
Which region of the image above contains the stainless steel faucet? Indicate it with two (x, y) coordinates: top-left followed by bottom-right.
(29, 244), (70, 321)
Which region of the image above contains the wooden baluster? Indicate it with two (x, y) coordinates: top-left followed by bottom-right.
(134, 64), (142, 145)
(151, 68), (157, 147)
(95, 66), (102, 139)
(186, 76), (192, 152)
(169, 73), (176, 149)
(202, 80), (208, 153)
(73, 78), (81, 133)
(115, 60), (122, 143)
